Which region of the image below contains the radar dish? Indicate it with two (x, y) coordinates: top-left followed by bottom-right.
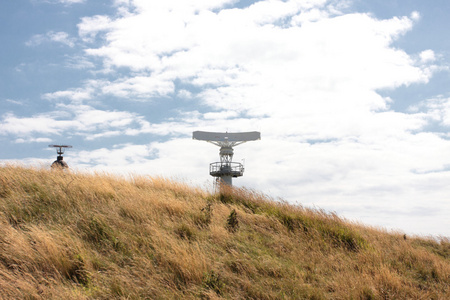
(193, 131), (260, 142)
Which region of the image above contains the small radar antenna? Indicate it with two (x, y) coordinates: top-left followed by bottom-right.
(49, 144), (72, 169)
(193, 131), (260, 187)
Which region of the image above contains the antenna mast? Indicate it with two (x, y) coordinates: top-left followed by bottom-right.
(193, 131), (260, 186)
(49, 144), (72, 169)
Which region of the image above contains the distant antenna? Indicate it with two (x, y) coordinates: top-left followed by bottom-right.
(49, 145), (72, 169)
(193, 131), (260, 186)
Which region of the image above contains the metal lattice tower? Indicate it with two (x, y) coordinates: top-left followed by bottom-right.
(49, 145), (72, 169)
(193, 131), (260, 186)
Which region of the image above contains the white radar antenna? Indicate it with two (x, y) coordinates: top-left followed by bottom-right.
(193, 131), (261, 186)
(49, 144), (72, 169)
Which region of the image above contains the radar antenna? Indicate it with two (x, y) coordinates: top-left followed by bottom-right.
(193, 131), (260, 186)
(49, 144), (72, 169)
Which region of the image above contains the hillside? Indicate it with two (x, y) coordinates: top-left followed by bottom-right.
(0, 166), (449, 299)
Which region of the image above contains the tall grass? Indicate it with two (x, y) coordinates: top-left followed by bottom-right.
(0, 165), (449, 299)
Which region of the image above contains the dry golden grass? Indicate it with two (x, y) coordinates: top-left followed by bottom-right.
(0, 165), (449, 299)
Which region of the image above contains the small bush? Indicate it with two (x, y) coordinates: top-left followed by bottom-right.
(360, 287), (376, 300)
(275, 212), (369, 252)
(219, 192), (234, 204)
(175, 224), (195, 241)
(66, 254), (91, 286)
(326, 227), (367, 251)
(226, 209), (239, 233)
(203, 271), (225, 295)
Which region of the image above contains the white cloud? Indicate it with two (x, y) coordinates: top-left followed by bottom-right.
(0, 105), (150, 140)
(131, 0), (239, 12)
(101, 76), (175, 98)
(410, 11), (421, 21)
(47, 31), (76, 47)
(73, 144), (154, 168)
(0, 113), (63, 136)
(25, 34), (46, 47)
(419, 49), (436, 63)
(177, 89), (193, 99)
(412, 97), (450, 126)
(15, 137), (52, 144)
(78, 15), (113, 42)
(33, 0), (85, 4)
(59, 0), (85, 3)
(26, 31), (76, 47)
(68, 105), (136, 130)
(113, 0), (131, 6)
(77, 1), (427, 114)
(5, 99), (24, 105)
(64, 55), (96, 69)
(42, 88), (93, 102)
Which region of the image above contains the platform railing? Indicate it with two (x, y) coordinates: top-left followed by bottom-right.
(209, 162), (244, 177)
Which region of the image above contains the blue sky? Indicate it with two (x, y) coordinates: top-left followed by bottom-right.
(1, 0), (450, 237)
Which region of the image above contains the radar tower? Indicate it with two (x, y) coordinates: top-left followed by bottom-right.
(193, 131), (260, 186)
(49, 145), (72, 169)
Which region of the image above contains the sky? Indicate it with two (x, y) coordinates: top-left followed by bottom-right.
(1, 0), (450, 238)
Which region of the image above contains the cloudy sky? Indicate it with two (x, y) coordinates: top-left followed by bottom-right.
(1, 0), (450, 237)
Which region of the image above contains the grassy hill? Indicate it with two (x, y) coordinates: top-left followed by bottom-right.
(0, 166), (449, 299)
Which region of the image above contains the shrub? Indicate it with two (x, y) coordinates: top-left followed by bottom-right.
(66, 254), (91, 286)
(203, 271), (225, 295)
(226, 209), (239, 233)
(175, 224), (195, 241)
